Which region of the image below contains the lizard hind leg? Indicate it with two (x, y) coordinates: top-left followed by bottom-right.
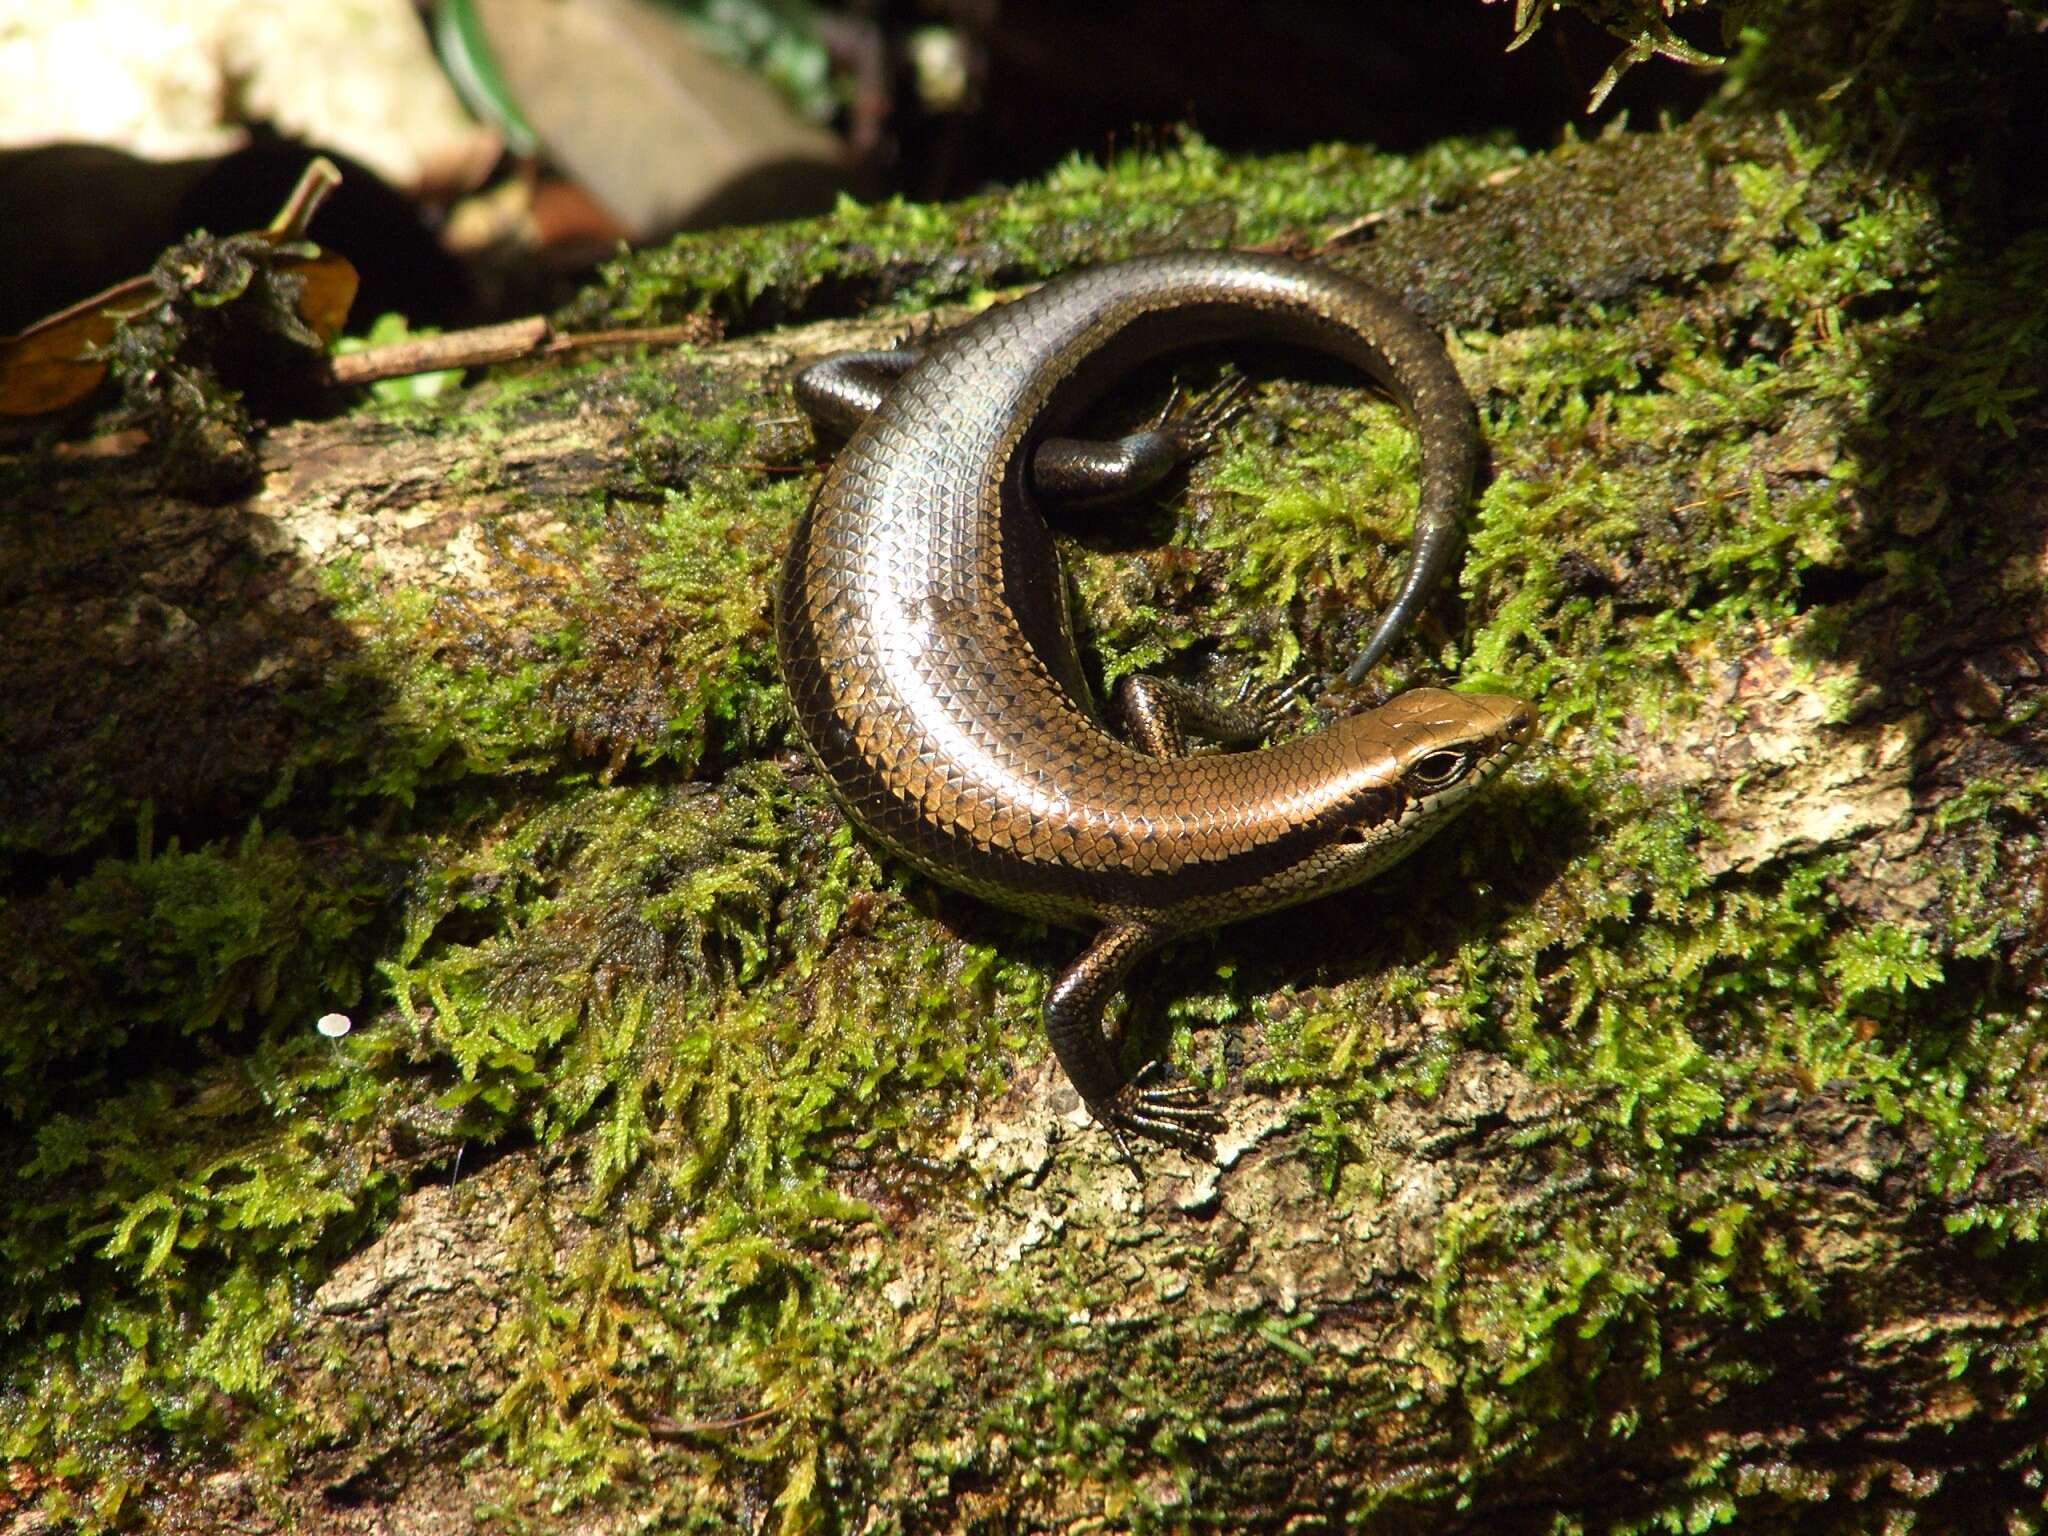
(1029, 371), (1252, 507)
(1111, 671), (1311, 757)
(1045, 922), (1225, 1160)
(791, 347), (925, 441)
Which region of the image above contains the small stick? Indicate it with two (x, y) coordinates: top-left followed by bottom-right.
(324, 318), (717, 389)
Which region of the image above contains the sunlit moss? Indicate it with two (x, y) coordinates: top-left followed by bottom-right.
(4, 50), (2046, 1534)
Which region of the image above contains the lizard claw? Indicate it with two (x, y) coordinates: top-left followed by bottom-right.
(1148, 381), (1187, 432)
(1229, 673), (1313, 738)
(1091, 1059), (1226, 1162)
(1153, 373), (1252, 452)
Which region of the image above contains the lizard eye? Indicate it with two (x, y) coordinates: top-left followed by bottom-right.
(1408, 748), (1471, 792)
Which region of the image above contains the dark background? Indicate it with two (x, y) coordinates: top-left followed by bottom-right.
(0, 0), (1722, 336)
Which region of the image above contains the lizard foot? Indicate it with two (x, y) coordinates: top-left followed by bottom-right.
(1229, 671), (1315, 737)
(1151, 373), (1253, 454)
(1092, 1060), (1227, 1164)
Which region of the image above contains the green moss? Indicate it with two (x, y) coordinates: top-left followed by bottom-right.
(564, 134), (1525, 332)
(6, 45), (2048, 1534)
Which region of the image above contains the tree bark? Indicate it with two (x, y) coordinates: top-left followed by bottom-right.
(3, 101), (2045, 1536)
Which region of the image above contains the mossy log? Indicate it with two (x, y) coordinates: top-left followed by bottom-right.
(3, 95), (2046, 1535)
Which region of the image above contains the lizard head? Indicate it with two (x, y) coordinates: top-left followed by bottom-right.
(1315, 686), (1534, 883)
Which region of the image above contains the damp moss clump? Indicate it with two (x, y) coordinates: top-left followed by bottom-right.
(4, 45), (2048, 1536)
(563, 132), (1526, 333)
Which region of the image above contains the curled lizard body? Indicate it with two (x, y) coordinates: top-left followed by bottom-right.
(776, 252), (1532, 1158)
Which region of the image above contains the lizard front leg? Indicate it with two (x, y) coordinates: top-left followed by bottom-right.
(1046, 922), (1225, 1161)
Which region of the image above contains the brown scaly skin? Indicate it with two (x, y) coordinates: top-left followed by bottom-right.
(776, 252), (1534, 1159)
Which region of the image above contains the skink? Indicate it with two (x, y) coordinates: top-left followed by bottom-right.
(776, 251), (1532, 1158)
